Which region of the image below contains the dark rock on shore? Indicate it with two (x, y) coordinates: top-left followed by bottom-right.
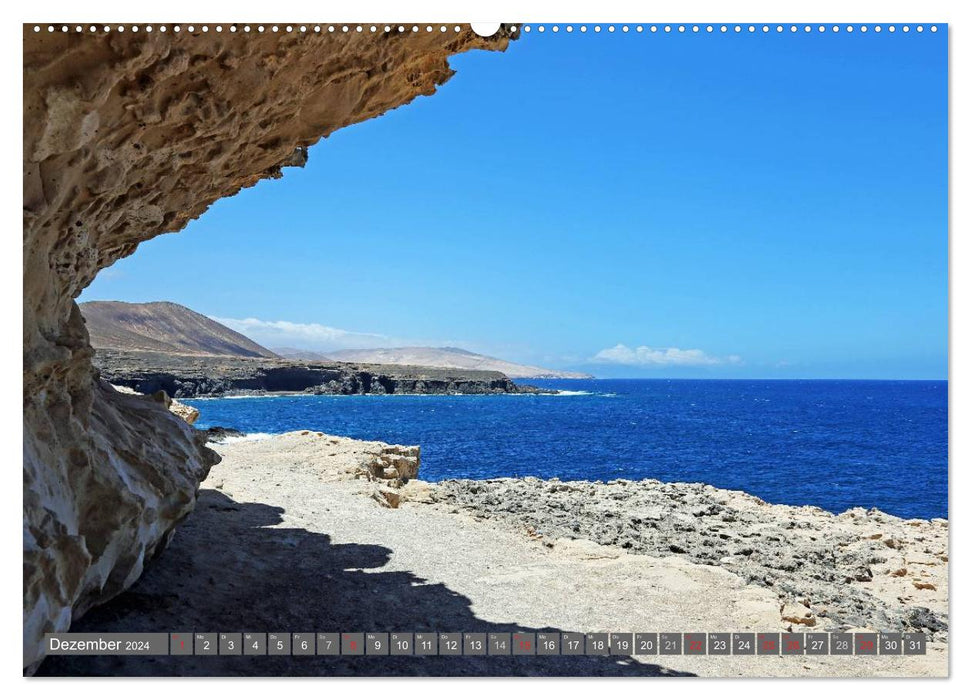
(94, 350), (548, 398)
(205, 426), (246, 442)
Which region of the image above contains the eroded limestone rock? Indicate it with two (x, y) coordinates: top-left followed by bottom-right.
(23, 26), (513, 671)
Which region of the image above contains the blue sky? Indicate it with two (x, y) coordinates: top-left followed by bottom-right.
(81, 28), (948, 378)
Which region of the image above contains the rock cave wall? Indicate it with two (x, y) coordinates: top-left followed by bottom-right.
(23, 24), (514, 670)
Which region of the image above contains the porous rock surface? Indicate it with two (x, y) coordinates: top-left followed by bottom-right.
(23, 25), (513, 671)
(434, 478), (949, 640)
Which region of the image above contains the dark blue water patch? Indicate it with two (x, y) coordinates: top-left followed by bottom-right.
(185, 379), (948, 520)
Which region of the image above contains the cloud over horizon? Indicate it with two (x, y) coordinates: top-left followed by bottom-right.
(211, 316), (392, 352)
(591, 343), (742, 368)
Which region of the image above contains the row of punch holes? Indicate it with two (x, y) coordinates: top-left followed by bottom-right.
(32, 24), (939, 34)
(33, 24), (498, 34)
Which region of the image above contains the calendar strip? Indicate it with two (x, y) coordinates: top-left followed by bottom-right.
(45, 632), (927, 656)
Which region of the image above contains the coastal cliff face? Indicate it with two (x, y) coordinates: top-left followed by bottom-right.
(94, 350), (540, 396)
(23, 26), (514, 670)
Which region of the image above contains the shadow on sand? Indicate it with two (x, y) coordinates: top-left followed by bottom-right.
(38, 489), (694, 677)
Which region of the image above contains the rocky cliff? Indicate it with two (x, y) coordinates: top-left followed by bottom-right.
(94, 349), (543, 396)
(23, 25), (514, 671)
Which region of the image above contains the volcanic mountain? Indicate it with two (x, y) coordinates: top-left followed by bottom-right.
(80, 301), (278, 358)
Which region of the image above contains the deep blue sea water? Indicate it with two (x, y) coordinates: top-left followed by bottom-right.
(185, 379), (948, 520)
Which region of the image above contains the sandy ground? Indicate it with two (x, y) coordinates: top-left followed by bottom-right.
(39, 432), (947, 677)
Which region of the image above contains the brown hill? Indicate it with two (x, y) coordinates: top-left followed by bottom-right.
(80, 301), (278, 358)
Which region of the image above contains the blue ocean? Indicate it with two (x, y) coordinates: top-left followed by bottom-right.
(185, 379), (948, 520)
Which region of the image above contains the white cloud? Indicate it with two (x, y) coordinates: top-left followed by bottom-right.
(211, 316), (391, 352)
(591, 343), (742, 367)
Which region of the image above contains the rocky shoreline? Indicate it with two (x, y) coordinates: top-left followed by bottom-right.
(94, 349), (548, 398)
(39, 430), (947, 677)
(432, 478), (949, 642)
